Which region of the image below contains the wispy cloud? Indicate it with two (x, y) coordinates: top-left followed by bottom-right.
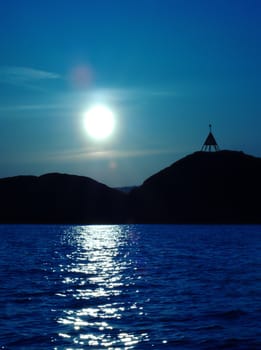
(55, 86), (177, 111)
(5, 147), (179, 167)
(42, 147), (178, 163)
(0, 76), (177, 116)
(0, 104), (63, 112)
(0, 66), (61, 89)
(0, 86), (177, 120)
(86, 87), (176, 102)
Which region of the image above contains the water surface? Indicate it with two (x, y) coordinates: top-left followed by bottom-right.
(0, 224), (260, 349)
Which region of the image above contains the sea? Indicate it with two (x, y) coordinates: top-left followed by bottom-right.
(0, 224), (260, 350)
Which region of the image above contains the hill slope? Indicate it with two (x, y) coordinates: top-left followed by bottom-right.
(0, 173), (127, 223)
(0, 151), (260, 224)
(128, 151), (261, 223)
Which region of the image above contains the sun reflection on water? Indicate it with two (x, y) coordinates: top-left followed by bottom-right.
(54, 225), (149, 349)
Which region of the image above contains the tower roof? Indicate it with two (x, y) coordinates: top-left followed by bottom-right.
(201, 125), (220, 151)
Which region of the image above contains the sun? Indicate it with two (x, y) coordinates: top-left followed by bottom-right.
(84, 105), (115, 140)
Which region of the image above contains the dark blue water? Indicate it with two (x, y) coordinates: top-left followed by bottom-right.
(0, 225), (260, 349)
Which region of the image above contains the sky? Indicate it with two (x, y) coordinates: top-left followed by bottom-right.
(0, 0), (260, 187)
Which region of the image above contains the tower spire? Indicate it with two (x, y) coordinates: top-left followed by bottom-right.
(201, 124), (220, 152)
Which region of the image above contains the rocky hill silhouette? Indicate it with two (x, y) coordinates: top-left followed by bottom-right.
(0, 150), (260, 224)
(0, 173), (127, 223)
(128, 150), (261, 223)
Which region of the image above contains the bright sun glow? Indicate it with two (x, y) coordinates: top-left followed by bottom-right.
(84, 105), (115, 140)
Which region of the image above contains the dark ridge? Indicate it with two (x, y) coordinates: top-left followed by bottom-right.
(0, 173), (127, 224)
(128, 150), (261, 223)
(0, 150), (260, 224)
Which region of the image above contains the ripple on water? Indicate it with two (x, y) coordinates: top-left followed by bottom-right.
(0, 224), (260, 349)
(54, 225), (150, 349)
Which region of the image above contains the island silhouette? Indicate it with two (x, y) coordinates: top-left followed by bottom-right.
(128, 150), (261, 223)
(0, 149), (260, 224)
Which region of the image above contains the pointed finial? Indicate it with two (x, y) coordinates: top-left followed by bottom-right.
(209, 124), (212, 132)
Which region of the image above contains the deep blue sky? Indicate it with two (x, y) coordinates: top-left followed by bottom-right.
(0, 0), (260, 186)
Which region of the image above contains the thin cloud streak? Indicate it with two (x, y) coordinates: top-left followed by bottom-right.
(75, 86), (177, 103)
(0, 104), (63, 112)
(0, 65), (176, 99)
(0, 86), (176, 114)
(44, 147), (179, 163)
(4, 147), (179, 166)
(0, 66), (61, 89)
